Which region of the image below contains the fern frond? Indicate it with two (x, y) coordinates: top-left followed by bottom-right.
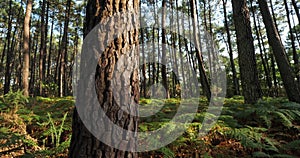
(273, 111), (293, 127)
(252, 151), (271, 158)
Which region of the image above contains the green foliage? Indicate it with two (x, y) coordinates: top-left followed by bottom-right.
(252, 151), (271, 158)
(1, 96), (300, 157)
(43, 82), (59, 97)
(233, 100), (300, 129)
(221, 126), (277, 151)
(3, 89), (28, 106)
(46, 112), (69, 148)
(158, 147), (175, 158)
(283, 139), (300, 149)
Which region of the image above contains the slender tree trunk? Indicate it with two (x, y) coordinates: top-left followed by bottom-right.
(291, 11), (300, 47)
(250, 0), (272, 91)
(140, 8), (146, 98)
(190, 0), (211, 100)
(152, 27), (156, 95)
(232, 0), (262, 104)
(161, 0), (170, 99)
(291, 0), (300, 23)
(283, 0), (299, 82)
(1, 42), (7, 67)
(22, 0), (32, 97)
(43, 1), (49, 84)
(39, 0), (46, 96)
(30, 33), (39, 95)
(176, 0), (186, 93)
(55, 24), (62, 83)
(4, 0), (13, 94)
(258, 0), (300, 103)
(59, 0), (71, 97)
(47, 10), (54, 79)
(222, 0), (240, 95)
(269, 0), (282, 42)
(202, 0), (212, 74)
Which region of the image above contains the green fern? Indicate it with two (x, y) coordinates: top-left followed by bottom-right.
(233, 101), (300, 129)
(159, 147), (175, 158)
(220, 126), (278, 152)
(283, 140), (300, 150)
(252, 151), (271, 158)
(47, 112), (68, 147)
(272, 154), (297, 158)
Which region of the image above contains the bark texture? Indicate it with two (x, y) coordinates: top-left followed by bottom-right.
(22, 0), (32, 97)
(222, 0), (240, 95)
(69, 0), (140, 157)
(232, 0), (262, 104)
(258, 0), (300, 103)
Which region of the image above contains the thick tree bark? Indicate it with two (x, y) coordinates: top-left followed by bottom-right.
(69, 0), (139, 157)
(222, 0), (240, 95)
(258, 0), (300, 103)
(232, 0), (262, 104)
(22, 0), (32, 97)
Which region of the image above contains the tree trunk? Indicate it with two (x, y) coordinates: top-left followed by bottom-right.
(69, 0), (139, 157)
(161, 0), (170, 99)
(222, 0), (240, 95)
(4, 0), (13, 94)
(176, 0), (186, 93)
(258, 0), (300, 103)
(59, 0), (71, 97)
(47, 10), (55, 79)
(232, 0), (262, 104)
(269, 0), (282, 42)
(283, 0), (299, 83)
(30, 32), (39, 95)
(190, 0), (211, 100)
(140, 16), (146, 98)
(250, 0), (272, 91)
(291, 0), (300, 23)
(22, 0), (32, 97)
(39, 0), (46, 96)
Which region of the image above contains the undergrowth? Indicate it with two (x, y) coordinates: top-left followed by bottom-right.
(0, 94), (299, 157)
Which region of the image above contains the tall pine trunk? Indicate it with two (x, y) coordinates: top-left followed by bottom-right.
(161, 0), (170, 99)
(250, 0), (272, 91)
(190, 0), (211, 100)
(22, 0), (32, 97)
(283, 0), (299, 83)
(232, 0), (262, 104)
(4, 0), (13, 94)
(59, 0), (71, 97)
(222, 0), (240, 95)
(258, 0), (300, 103)
(69, 0), (140, 157)
(39, 0), (46, 96)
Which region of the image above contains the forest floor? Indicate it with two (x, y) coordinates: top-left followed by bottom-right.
(0, 91), (300, 158)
